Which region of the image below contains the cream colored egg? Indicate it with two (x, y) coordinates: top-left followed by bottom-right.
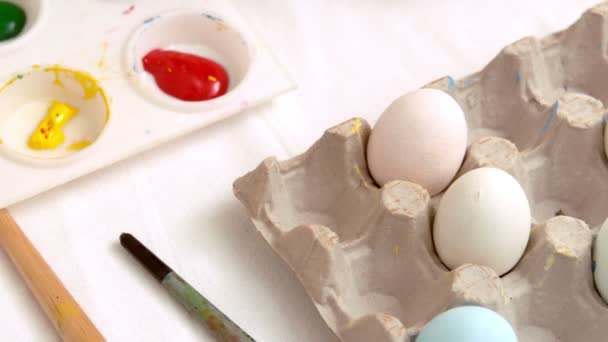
(433, 167), (531, 276)
(367, 88), (467, 195)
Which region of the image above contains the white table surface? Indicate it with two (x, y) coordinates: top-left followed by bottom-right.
(0, 0), (600, 341)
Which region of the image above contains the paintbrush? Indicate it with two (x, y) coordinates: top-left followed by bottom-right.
(0, 209), (105, 341)
(120, 233), (255, 342)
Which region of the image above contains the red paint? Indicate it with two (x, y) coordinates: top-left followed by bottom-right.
(142, 49), (229, 102)
(122, 5), (135, 15)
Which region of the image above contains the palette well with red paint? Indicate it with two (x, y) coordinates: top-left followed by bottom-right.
(0, 0), (294, 207)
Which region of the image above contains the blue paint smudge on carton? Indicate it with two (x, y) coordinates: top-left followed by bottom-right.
(447, 76), (455, 91)
(542, 101), (559, 133)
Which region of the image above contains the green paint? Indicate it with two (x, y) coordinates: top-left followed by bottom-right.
(16, 74), (23, 79)
(162, 272), (255, 341)
(0, 1), (26, 41)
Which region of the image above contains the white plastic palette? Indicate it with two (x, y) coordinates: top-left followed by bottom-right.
(0, 0), (294, 207)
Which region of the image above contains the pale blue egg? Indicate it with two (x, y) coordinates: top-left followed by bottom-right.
(416, 306), (518, 342)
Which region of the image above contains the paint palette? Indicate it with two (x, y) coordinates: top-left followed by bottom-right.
(0, 0), (293, 207)
(234, 3), (608, 342)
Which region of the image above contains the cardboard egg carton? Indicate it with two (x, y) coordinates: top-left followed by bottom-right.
(233, 3), (608, 341)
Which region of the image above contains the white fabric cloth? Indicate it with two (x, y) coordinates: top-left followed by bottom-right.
(0, 1), (600, 340)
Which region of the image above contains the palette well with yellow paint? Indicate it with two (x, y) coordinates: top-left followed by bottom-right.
(0, 66), (108, 163)
(0, 0), (294, 207)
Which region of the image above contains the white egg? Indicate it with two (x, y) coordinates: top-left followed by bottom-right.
(367, 88), (467, 195)
(594, 219), (608, 303)
(433, 167), (531, 276)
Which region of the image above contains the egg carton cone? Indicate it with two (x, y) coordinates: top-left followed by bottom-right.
(233, 3), (608, 341)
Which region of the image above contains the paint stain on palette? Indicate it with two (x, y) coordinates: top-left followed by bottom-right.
(96, 42), (123, 81)
(122, 5), (135, 16)
(97, 42), (109, 69)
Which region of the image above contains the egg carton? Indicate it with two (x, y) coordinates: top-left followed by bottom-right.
(233, 3), (608, 341)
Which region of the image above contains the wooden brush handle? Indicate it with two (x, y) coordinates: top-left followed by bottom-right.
(0, 209), (105, 342)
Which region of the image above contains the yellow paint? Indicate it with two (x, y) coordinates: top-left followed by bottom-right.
(0, 76), (20, 93)
(348, 118), (362, 136)
(0, 138), (3, 144)
(353, 164), (371, 188)
(44, 66), (98, 98)
(55, 302), (79, 327)
(208, 75), (217, 82)
(28, 101), (79, 150)
(0, 71), (35, 93)
(43, 66), (111, 122)
(32, 64), (41, 69)
(216, 22), (228, 31)
(96, 43), (123, 80)
(74, 73), (98, 99)
(98, 42), (109, 68)
(394, 245), (400, 255)
(544, 254), (554, 271)
(557, 246), (576, 257)
(49, 68), (65, 87)
(68, 140), (92, 150)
